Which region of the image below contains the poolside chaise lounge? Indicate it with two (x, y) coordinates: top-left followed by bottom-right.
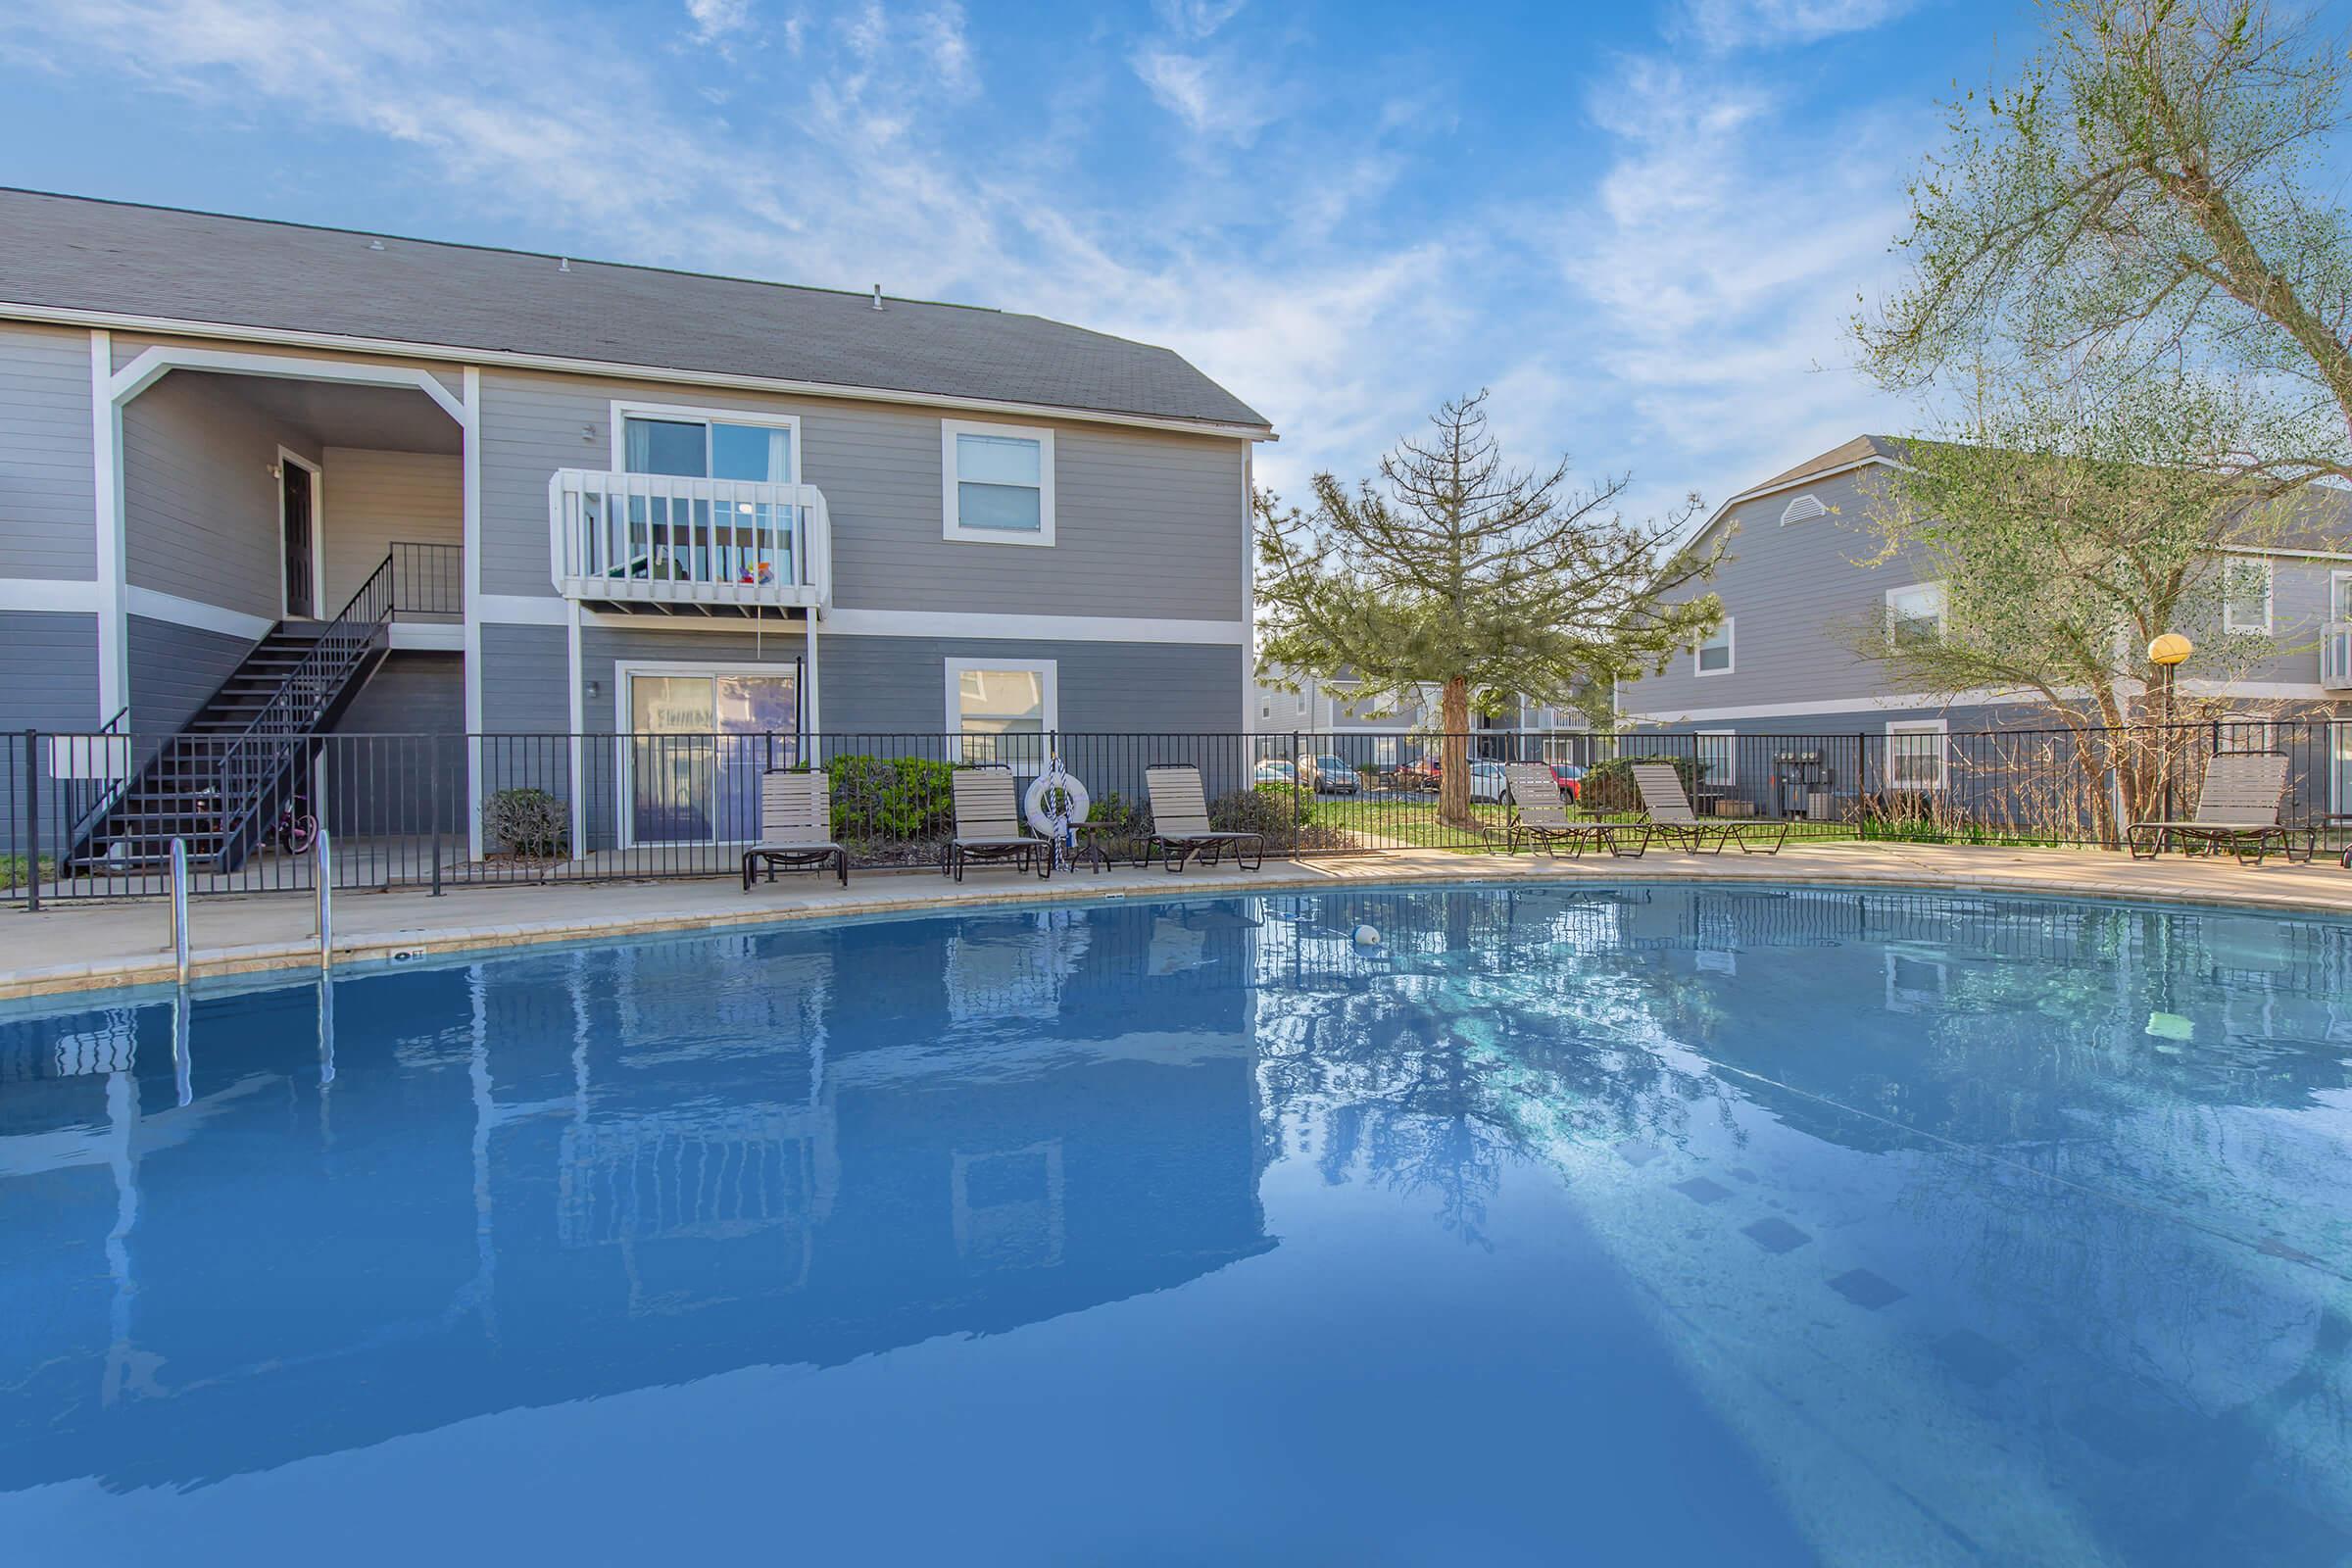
(1631, 763), (1789, 855)
(945, 766), (1054, 882)
(2128, 752), (2298, 865)
(1143, 764), (1264, 872)
(742, 770), (849, 889)
(1502, 762), (1645, 858)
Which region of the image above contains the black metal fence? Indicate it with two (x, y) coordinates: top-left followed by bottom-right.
(7, 719), (2348, 904)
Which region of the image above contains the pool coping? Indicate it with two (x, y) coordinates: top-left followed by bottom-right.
(6, 842), (2350, 1003)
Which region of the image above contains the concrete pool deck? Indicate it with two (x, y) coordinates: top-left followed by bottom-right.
(4, 839), (2349, 1000)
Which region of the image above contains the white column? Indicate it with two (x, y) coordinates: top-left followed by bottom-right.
(90, 330), (127, 724)
(461, 368), (484, 859)
(565, 598), (584, 861)
(805, 611), (821, 759)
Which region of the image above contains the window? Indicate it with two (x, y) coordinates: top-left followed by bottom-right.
(616, 662), (801, 847)
(2223, 557), (2274, 634)
(1694, 617), (1734, 676)
(1885, 582), (1945, 646)
(615, 404), (797, 482)
(1886, 719), (1947, 790)
(1885, 950), (1947, 1013)
(612, 403), (801, 588)
(2333, 568), (2352, 624)
(1259, 702), (1272, 719)
(947, 659), (1058, 770)
(943, 419), (1055, 545)
(1697, 731), (1736, 786)
(1373, 737), (1397, 766)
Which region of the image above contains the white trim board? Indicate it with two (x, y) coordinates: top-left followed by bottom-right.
(0, 578), (101, 614)
(824, 609), (1249, 645)
(127, 587), (274, 641)
(469, 603), (1250, 645)
(8, 301), (1278, 442)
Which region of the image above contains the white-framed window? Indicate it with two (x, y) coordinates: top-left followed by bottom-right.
(612, 400), (799, 483)
(947, 658), (1059, 771)
(2223, 557), (2274, 634)
(1885, 582), (1946, 645)
(1886, 718), (1948, 790)
(1694, 617), (1734, 676)
(1259, 701), (1272, 719)
(1373, 736), (1397, 766)
(2331, 568), (2352, 624)
(943, 419), (1055, 545)
(1696, 730), (1736, 786)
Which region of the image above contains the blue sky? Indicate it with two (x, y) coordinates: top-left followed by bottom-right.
(0, 0), (2029, 525)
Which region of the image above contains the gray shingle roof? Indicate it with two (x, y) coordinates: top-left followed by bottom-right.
(0, 188), (1270, 433)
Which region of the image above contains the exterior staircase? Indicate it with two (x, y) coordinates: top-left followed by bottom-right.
(73, 561), (396, 874)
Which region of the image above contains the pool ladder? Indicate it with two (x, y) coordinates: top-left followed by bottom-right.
(168, 827), (335, 984)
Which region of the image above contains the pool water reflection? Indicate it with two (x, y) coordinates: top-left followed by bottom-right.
(2, 885), (2350, 1564)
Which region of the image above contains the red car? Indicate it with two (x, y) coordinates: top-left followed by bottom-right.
(1548, 762), (1586, 803)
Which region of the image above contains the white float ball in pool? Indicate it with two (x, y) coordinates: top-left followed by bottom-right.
(1353, 924), (1381, 947)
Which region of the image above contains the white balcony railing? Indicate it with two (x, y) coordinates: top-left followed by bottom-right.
(2323, 621), (2352, 691)
(549, 469), (832, 612)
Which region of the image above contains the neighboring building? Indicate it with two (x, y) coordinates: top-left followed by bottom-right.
(1250, 664), (1589, 765)
(1618, 435), (2352, 803)
(0, 189), (1270, 865)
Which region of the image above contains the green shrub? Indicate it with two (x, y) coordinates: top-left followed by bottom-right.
(1209, 782), (1314, 851)
(484, 787), (568, 858)
(828, 755), (957, 843)
(1580, 754), (1702, 812)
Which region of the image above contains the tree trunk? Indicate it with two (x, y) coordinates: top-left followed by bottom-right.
(1440, 676), (1472, 828)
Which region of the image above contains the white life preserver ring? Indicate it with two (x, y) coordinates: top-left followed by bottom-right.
(1025, 771), (1091, 836)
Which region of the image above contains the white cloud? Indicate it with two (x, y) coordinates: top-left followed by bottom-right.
(685, 0), (752, 45)
(1130, 45), (1277, 145)
(1152, 0), (1248, 39)
(1675, 0), (1914, 51)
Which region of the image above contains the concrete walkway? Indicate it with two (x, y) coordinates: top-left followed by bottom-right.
(5, 839), (2347, 1000)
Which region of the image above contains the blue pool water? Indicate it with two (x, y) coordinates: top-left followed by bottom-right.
(3, 883), (2350, 1565)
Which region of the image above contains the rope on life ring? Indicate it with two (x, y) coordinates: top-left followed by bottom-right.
(1025, 771), (1091, 836)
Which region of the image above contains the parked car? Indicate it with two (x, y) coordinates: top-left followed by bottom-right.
(1467, 760), (1508, 803)
(1253, 760), (1298, 786)
(1548, 761), (1586, 802)
(1310, 754), (1361, 794)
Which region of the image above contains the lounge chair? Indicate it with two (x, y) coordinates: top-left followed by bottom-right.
(1631, 762), (1788, 854)
(742, 770), (849, 889)
(2129, 752), (2301, 865)
(945, 766), (1053, 881)
(1143, 764), (1264, 872)
(1503, 762), (1645, 857)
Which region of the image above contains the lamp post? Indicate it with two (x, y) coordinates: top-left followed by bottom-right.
(2148, 633), (2194, 823)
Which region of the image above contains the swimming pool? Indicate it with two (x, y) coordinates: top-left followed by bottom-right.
(2, 882), (2348, 1564)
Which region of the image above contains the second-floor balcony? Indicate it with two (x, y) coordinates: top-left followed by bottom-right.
(549, 468), (833, 616)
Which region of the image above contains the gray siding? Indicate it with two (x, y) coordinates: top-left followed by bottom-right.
(0, 322), (96, 581)
(1623, 464), (2351, 723)
(475, 367), (1249, 621)
(326, 653), (466, 834)
(0, 612), (99, 731)
(122, 369), (318, 621)
(817, 635), (1244, 735)
(320, 448), (462, 609)
(127, 613), (254, 741)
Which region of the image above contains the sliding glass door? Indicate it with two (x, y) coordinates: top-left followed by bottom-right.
(624, 667), (800, 846)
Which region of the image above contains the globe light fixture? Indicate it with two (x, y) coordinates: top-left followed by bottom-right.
(2148, 632), (2194, 666)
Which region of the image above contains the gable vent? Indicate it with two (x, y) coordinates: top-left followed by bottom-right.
(1780, 494), (1827, 524)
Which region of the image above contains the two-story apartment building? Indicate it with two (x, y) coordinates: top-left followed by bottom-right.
(0, 190), (1269, 864)
(1619, 435), (2352, 802)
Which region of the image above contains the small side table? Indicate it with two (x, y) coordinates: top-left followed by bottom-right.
(1069, 821), (1132, 873)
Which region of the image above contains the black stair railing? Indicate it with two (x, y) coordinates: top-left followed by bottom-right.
(389, 541), (463, 617)
(209, 556), (398, 861)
